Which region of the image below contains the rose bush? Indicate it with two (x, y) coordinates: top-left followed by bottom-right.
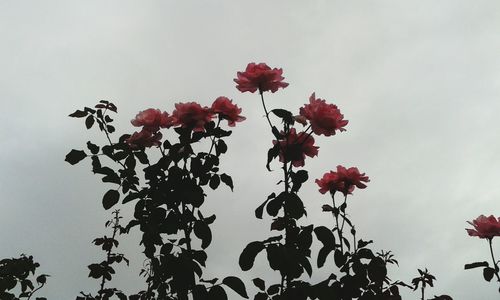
(6, 62), (488, 299)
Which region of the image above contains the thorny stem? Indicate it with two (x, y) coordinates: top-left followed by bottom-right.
(282, 122), (292, 291)
(99, 210), (121, 295)
(260, 91), (274, 130)
(488, 238), (500, 282)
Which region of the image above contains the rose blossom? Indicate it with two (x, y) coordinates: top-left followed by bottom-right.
(273, 128), (319, 167)
(466, 215), (500, 239)
(131, 108), (172, 131)
(299, 93), (348, 136)
(126, 129), (162, 149)
(211, 97), (246, 127)
(234, 62), (289, 93)
(171, 102), (214, 132)
(316, 165), (369, 196)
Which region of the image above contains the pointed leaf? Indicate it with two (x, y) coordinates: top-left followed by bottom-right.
(65, 149), (87, 165)
(222, 276), (248, 298)
(103, 190), (120, 210)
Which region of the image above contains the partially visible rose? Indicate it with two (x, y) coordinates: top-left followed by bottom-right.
(234, 63), (289, 93)
(274, 128), (319, 167)
(466, 215), (500, 239)
(211, 97), (246, 127)
(126, 129), (162, 149)
(294, 115), (308, 126)
(131, 108), (172, 131)
(316, 165), (369, 196)
(299, 93), (348, 136)
(171, 102), (214, 132)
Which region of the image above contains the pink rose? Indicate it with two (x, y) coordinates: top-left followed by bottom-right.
(211, 97), (246, 127)
(131, 108), (172, 131)
(171, 102), (214, 132)
(126, 129), (162, 149)
(299, 93), (348, 136)
(316, 166), (369, 196)
(466, 215), (500, 239)
(274, 128), (319, 167)
(234, 63), (289, 94)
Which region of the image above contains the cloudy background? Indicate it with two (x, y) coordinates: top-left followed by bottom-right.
(1, 1), (500, 299)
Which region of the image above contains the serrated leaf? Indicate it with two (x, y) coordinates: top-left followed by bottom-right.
(65, 149), (87, 165)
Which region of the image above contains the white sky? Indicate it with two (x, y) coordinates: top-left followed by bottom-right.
(1, 1), (500, 299)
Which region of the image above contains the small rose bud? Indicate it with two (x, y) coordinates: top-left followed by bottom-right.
(294, 115), (307, 126)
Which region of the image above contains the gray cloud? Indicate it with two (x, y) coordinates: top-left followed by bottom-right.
(1, 1), (499, 298)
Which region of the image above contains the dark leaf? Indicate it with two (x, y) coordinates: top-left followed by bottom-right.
(103, 190), (120, 210)
(85, 115), (95, 129)
(314, 226), (335, 248)
(317, 246), (333, 268)
(291, 170), (308, 192)
(36, 274), (48, 285)
(266, 195), (283, 217)
(194, 221), (212, 249)
(254, 292), (268, 300)
(483, 267), (495, 282)
(357, 239), (373, 249)
(86, 142), (99, 154)
(209, 174), (220, 190)
(208, 285), (227, 300)
(255, 193), (275, 219)
(266, 143), (280, 171)
(271, 109), (293, 121)
(215, 140), (228, 156)
(239, 241), (265, 271)
(252, 278), (265, 291)
(334, 250), (347, 268)
(69, 110), (87, 118)
(220, 173), (233, 191)
(267, 284), (280, 295)
(65, 149), (87, 165)
(222, 276), (248, 298)
(464, 261), (489, 270)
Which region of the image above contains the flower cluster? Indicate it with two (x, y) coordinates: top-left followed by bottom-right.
(316, 165), (370, 196)
(126, 98), (245, 148)
(466, 215), (500, 239)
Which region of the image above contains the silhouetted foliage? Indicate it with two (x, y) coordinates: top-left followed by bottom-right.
(0, 254), (48, 300)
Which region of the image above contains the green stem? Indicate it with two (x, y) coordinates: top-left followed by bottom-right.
(488, 238), (500, 282)
(260, 91), (274, 130)
(331, 193), (343, 253)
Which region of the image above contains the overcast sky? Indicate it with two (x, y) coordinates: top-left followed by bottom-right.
(1, 1), (500, 299)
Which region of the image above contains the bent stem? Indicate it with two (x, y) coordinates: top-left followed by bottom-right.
(488, 238), (500, 282)
(260, 92), (274, 130)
